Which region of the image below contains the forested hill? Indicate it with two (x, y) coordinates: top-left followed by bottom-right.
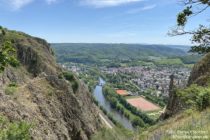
(51, 43), (190, 65)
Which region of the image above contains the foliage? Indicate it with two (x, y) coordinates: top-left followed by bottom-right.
(93, 96), (124, 127)
(91, 127), (133, 140)
(0, 40), (19, 72)
(8, 82), (18, 87)
(177, 6), (193, 26)
(190, 25), (210, 54)
(63, 71), (79, 93)
(92, 98), (134, 139)
(78, 68), (99, 91)
(0, 115), (31, 140)
(141, 92), (166, 107)
(58, 73), (64, 79)
(52, 43), (187, 67)
(105, 73), (139, 93)
(139, 108), (210, 140)
(63, 72), (74, 82)
(172, 0), (210, 54)
(71, 80), (79, 93)
(2, 29), (6, 36)
(5, 86), (17, 95)
(177, 84), (210, 110)
(131, 117), (145, 128)
(179, 55), (201, 64)
(5, 83), (18, 95)
(103, 85), (154, 128)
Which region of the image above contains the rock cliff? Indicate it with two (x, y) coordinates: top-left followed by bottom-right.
(188, 53), (210, 86)
(0, 29), (102, 140)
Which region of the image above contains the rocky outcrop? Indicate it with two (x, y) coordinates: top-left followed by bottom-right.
(14, 37), (58, 76)
(160, 75), (182, 119)
(0, 30), (102, 140)
(188, 53), (210, 86)
(162, 53), (210, 119)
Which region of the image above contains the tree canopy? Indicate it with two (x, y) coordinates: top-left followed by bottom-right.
(0, 28), (19, 72)
(171, 0), (210, 54)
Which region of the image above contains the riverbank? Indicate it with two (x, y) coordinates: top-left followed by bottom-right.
(93, 78), (134, 130)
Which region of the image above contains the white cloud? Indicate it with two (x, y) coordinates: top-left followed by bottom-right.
(8, 0), (34, 10)
(46, 0), (58, 4)
(126, 4), (156, 14)
(141, 4), (156, 10)
(81, 0), (144, 8)
(4, 0), (58, 10)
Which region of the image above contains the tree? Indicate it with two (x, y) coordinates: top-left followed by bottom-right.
(169, 0), (210, 54)
(131, 117), (145, 128)
(0, 40), (19, 72)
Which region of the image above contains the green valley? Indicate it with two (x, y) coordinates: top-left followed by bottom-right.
(0, 0), (209, 139)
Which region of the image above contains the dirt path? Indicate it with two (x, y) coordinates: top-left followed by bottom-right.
(99, 113), (113, 129)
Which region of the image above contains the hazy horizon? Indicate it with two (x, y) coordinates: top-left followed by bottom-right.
(50, 42), (191, 46)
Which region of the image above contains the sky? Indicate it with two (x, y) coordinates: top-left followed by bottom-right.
(0, 0), (209, 45)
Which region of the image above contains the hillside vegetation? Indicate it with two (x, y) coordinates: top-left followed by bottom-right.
(139, 108), (210, 140)
(0, 27), (208, 140)
(51, 43), (196, 67)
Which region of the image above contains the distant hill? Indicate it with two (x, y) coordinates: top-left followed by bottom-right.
(51, 43), (189, 65)
(163, 45), (191, 52)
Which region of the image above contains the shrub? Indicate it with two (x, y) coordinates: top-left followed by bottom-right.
(99, 106), (107, 115)
(5, 86), (17, 95)
(124, 111), (130, 119)
(131, 117), (145, 128)
(0, 116), (31, 140)
(63, 71), (79, 93)
(177, 84), (210, 110)
(0, 40), (19, 72)
(8, 82), (17, 87)
(63, 72), (74, 82)
(93, 97), (99, 106)
(72, 80), (79, 93)
(2, 29), (6, 35)
(5, 82), (18, 95)
(58, 73), (63, 79)
(5, 122), (31, 140)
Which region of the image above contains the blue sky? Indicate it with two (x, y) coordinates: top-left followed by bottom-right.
(0, 0), (209, 45)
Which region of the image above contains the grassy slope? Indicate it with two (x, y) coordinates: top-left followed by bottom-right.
(139, 108), (210, 140)
(91, 127), (134, 140)
(92, 108), (210, 140)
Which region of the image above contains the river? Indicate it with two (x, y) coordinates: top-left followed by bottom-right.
(93, 77), (134, 130)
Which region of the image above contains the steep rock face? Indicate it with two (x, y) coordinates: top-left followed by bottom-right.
(188, 53), (210, 86)
(0, 30), (102, 140)
(15, 37), (58, 76)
